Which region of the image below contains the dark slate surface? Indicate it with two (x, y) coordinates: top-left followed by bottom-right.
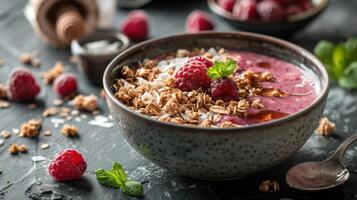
(0, 0), (357, 199)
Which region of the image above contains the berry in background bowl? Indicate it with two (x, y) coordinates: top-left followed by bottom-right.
(208, 0), (329, 36)
(103, 32), (329, 180)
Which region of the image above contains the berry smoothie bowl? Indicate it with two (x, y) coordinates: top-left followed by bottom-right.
(103, 32), (329, 180)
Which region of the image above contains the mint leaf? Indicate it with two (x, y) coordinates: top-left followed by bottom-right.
(122, 180), (144, 197)
(95, 162), (127, 189)
(332, 44), (348, 79)
(207, 59), (237, 80)
(339, 61), (357, 89)
(344, 37), (357, 62)
(314, 40), (335, 66)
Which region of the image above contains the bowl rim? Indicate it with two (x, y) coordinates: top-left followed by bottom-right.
(103, 31), (330, 131)
(207, 0), (329, 25)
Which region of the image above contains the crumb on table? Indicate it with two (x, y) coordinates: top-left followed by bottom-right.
(316, 117), (336, 137)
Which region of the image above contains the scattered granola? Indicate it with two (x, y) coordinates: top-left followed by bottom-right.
(0, 100), (10, 109)
(18, 144), (28, 153)
(0, 59), (5, 66)
(61, 124), (78, 137)
(316, 117), (336, 136)
(73, 94), (98, 112)
(259, 180), (280, 192)
(43, 107), (59, 117)
(19, 53), (32, 65)
(0, 84), (7, 99)
(1, 130), (11, 139)
(41, 61), (64, 84)
(20, 119), (42, 137)
(9, 144), (19, 154)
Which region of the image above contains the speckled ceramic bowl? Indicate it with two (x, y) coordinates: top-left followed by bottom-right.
(207, 0), (328, 36)
(103, 32), (329, 180)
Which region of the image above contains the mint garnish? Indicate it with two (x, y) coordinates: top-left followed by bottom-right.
(207, 59), (237, 80)
(96, 162), (143, 197)
(314, 37), (357, 89)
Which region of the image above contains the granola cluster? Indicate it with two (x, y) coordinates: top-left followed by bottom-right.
(20, 119), (42, 137)
(112, 48), (273, 128)
(316, 117), (336, 136)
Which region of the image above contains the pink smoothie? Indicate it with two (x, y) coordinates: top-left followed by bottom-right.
(221, 51), (319, 126)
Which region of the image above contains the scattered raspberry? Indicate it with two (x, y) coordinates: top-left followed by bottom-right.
(53, 73), (77, 97)
(233, 0), (258, 20)
(187, 56), (214, 68)
(7, 68), (40, 101)
(174, 61), (211, 91)
(121, 10), (149, 42)
(48, 149), (87, 181)
(299, 0), (312, 10)
(286, 4), (303, 16)
(210, 78), (239, 101)
(186, 10), (215, 33)
(257, 0), (286, 22)
(217, 0), (235, 12)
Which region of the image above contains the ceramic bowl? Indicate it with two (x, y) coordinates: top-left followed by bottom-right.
(71, 29), (129, 86)
(103, 32), (329, 180)
(207, 0), (328, 36)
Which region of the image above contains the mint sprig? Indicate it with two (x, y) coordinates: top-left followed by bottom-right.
(314, 37), (357, 89)
(207, 59), (237, 80)
(96, 162), (143, 197)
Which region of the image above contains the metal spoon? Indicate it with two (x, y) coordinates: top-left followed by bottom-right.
(286, 133), (357, 191)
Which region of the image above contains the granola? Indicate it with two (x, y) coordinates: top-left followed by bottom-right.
(20, 119), (42, 137)
(61, 124), (78, 137)
(316, 117), (336, 136)
(0, 84), (7, 99)
(73, 94), (98, 112)
(41, 61), (64, 84)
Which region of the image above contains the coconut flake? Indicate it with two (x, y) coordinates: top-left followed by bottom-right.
(31, 156), (47, 162)
(51, 118), (65, 124)
(89, 120), (114, 128)
(0, 139), (3, 146)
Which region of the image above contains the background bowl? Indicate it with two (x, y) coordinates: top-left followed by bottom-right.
(103, 32), (329, 180)
(207, 0), (329, 36)
(71, 29), (129, 86)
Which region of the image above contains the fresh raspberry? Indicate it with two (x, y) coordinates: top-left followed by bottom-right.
(121, 10), (149, 41)
(187, 56), (213, 68)
(53, 73), (77, 97)
(233, 0), (258, 21)
(257, 0), (286, 22)
(217, 0), (236, 12)
(174, 61), (211, 91)
(48, 149), (87, 182)
(7, 67), (40, 101)
(286, 4), (303, 16)
(210, 78), (238, 101)
(186, 10), (215, 33)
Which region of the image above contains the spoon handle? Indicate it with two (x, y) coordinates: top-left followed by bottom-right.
(331, 133), (357, 162)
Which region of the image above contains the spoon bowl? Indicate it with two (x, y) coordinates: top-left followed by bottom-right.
(286, 133), (357, 191)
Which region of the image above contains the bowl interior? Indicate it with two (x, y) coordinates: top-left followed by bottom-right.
(104, 32), (329, 130)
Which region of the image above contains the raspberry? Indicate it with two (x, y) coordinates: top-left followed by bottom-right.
(217, 0), (235, 12)
(187, 56), (213, 68)
(186, 10), (215, 33)
(286, 4), (303, 16)
(210, 78), (238, 101)
(48, 149), (87, 182)
(53, 73), (77, 97)
(299, 0), (312, 11)
(233, 0), (258, 21)
(257, 0), (286, 22)
(174, 61), (211, 91)
(7, 67), (40, 101)
(121, 10), (149, 41)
